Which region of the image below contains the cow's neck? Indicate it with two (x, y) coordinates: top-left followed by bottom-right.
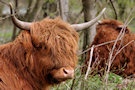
(0, 42), (49, 89)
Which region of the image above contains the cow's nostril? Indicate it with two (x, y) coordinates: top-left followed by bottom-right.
(62, 68), (74, 77)
(63, 69), (68, 74)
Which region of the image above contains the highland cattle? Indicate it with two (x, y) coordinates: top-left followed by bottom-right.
(0, 3), (105, 90)
(85, 19), (135, 77)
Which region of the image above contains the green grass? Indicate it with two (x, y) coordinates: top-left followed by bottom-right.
(51, 67), (135, 90)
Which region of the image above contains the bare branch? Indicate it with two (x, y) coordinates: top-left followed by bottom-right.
(112, 40), (134, 61)
(109, 0), (117, 19)
(0, 0), (9, 6)
(70, 78), (75, 90)
(84, 45), (94, 80)
(77, 39), (121, 56)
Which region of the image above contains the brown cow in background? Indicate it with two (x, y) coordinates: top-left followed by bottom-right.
(85, 19), (135, 77)
(0, 3), (105, 90)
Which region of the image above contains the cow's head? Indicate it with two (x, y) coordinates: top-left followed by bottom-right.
(96, 19), (130, 33)
(14, 17), (79, 86)
(9, 3), (106, 87)
(29, 18), (79, 84)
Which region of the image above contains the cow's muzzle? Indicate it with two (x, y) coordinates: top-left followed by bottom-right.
(50, 67), (74, 82)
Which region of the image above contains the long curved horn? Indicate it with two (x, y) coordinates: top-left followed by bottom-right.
(71, 8), (106, 31)
(9, 3), (31, 30)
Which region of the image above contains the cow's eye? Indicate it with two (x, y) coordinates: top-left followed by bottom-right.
(44, 45), (47, 49)
(116, 27), (122, 30)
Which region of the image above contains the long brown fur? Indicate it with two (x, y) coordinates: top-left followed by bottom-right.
(85, 19), (135, 77)
(0, 18), (78, 89)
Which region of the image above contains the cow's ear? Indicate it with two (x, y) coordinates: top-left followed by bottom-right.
(116, 25), (130, 33)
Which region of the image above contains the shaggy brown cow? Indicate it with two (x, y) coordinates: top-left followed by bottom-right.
(85, 19), (135, 77)
(0, 3), (106, 90)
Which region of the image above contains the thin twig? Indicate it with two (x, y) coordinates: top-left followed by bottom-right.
(78, 39), (121, 56)
(65, 83), (70, 89)
(112, 40), (134, 62)
(84, 45), (94, 80)
(109, 0), (117, 19)
(0, 12), (19, 21)
(116, 17), (134, 52)
(0, 0), (9, 6)
(70, 78), (75, 90)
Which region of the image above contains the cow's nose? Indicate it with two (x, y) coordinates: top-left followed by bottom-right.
(63, 67), (74, 79)
(50, 66), (75, 81)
